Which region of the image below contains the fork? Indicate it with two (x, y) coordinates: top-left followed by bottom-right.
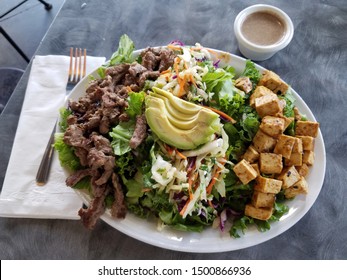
(36, 47), (87, 186)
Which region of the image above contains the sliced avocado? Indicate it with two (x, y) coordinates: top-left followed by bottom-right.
(152, 87), (201, 115)
(146, 96), (219, 131)
(149, 92), (196, 121)
(145, 88), (221, 150)
(146, 107), (217, 150)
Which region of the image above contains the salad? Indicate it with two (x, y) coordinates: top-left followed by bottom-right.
(55, 35), (319, 238)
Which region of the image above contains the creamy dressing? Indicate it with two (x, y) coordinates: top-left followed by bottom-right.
(241, 12), (286, 46)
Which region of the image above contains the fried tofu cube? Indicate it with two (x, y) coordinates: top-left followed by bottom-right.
(243, 145), (259, 163)
(259, 116), (285, 138)
(252, 191), (275, 208)
(245, 204), (273, 220)
(255, 94), (282, 117)
(303, 150), (315, 166)
(251, 163), (260, 176)
(295, 120), (320, 138)
(278, 98), (286, 112)
(280, 115), (295, 130)
(296, 163), (310, 177)
(235, 76), (253, 93)
(233, 159), (258, 185)
(254, 176), (282, 194)
(250, 86), (275, 107)
(284, 152), (303, 166)
(277, 166), (301, 189)
(252, 129), (277, 153)
(274, 134), (296, 159)
(258, 70), (289, 94)
(284, 177), (308, 198)
(292, 137), (303, 154)
(259, 153), (283, 174)
(297, 135), (315, 151)
(294, 107), (303, 121)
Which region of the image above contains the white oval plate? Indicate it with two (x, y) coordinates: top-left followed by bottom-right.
(67, 48), (326, 253)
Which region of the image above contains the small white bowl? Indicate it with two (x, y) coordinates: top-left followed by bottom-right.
(234, 4), (294, 61)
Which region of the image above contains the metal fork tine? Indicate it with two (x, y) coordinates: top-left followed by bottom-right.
(82, 48), (87, 78)
(68, 48), (88, 84)
(77, 48), (82, 82)
(73, 48), (78, 83)
(68, 47), (74, 82)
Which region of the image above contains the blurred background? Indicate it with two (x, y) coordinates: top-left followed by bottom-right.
(0, 0), (64, 69)
(0, 0), (64, 113)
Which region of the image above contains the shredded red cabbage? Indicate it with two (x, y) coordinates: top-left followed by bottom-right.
(169, 40), (185, 46)
(219, 209), (227, 231)
(195, 57), (207, 62)
(213, 59), (220, 68)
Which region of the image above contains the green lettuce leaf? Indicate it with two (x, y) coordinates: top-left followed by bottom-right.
(58, 108), (72, 132)
(73, 176), (91, 191)
(109, 34), (135, 66)
(109, 121), (135, 155)
(279, 91), (296, 135)
(124, 179), (144, 198)
(202, 68), (234, 93)
(98, 34), (135, 78)
(53, 133), (81, 171)
(241, 60), (261, 85)
(269, 202), (289, 222)
(126, 91), (145, 119)
(230, 216), (254, 238)
(279, 90), (296, 117)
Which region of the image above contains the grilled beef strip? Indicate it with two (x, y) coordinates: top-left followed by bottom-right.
(65, 168), (99, 187)
(129, 114), (147, 149)
(78, 183), (110, 229)
(111, 173), (127, 219)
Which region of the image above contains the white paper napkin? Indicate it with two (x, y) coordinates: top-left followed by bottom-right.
(0, 55), (105, 219)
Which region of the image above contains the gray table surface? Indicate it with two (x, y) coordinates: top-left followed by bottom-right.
(0, 0), (346, 260)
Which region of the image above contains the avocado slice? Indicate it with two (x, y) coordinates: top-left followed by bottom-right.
(145, 88), (221, 150)
(146, 96), (218, 131)
(152, 87), (201, 115)
(149, 92), (196, 121)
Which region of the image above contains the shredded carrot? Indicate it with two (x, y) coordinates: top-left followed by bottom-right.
(189, 74), (197, 88)
(174, 57), (181, 80)
(160, 71), (172, 82)
(160, 69), (171, 74)
(175, 149), (187, 160)
(208, 200), (214, 208)
(126, 86), (133, 93)
(203, 106), (236, 124)
(186, 172), (198, 201)
(179, 199), (190, 216)
(174, 56), (179, 70)
(164, 144), (186, 159)
(187, 177), (194, 200)
(173, 57), (188, 97)
(167, 44), (182, 51)
(164, 144), (174, 156)
(177, 74), (187, 97)
(180, 172), (198, 216)
(190, 46), (202, 51)
(206, 173), (219, 194)
(142, 188), (152, 193)
(206, 160), (227, 194)
(206, 48), (219, 56)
